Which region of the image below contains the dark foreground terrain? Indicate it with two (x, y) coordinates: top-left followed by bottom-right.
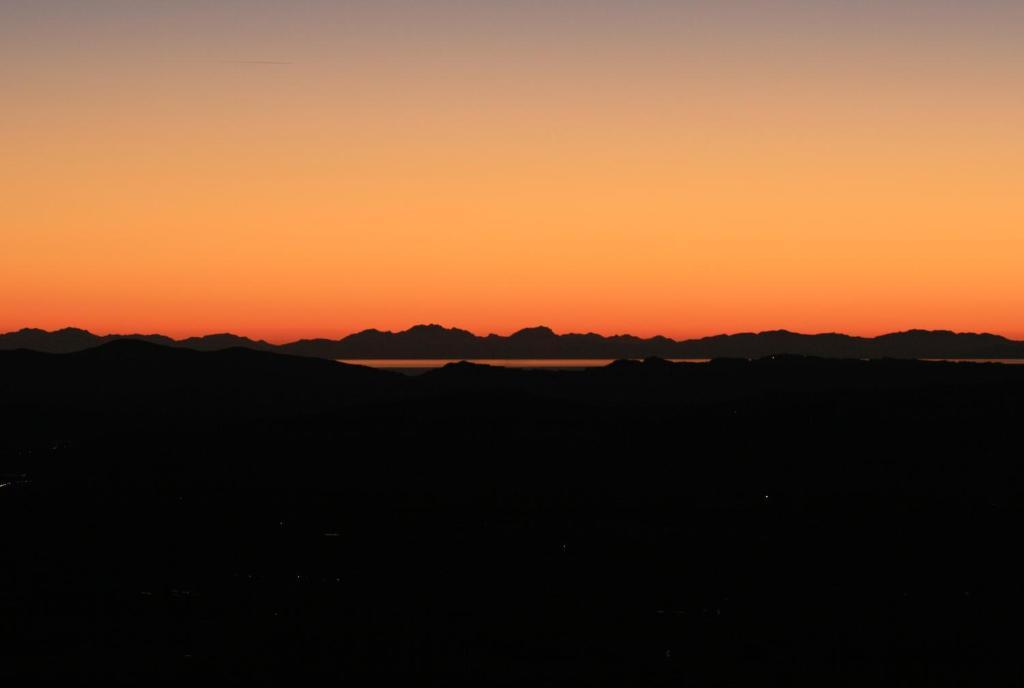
(3, 341), (1024, 685)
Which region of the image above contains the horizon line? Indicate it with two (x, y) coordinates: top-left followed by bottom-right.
(4, 324), (1024, 346)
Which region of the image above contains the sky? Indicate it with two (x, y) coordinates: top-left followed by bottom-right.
(2, 1), (1022, 341)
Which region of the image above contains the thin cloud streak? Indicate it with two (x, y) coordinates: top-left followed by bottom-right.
(155, 59), (295, 65)
(217, 60), (293, 65)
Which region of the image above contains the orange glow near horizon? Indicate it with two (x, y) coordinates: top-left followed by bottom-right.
(3, 2), (1023, 343)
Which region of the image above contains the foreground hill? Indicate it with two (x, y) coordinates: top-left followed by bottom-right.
(2, 343), (1024, 684)
(0, 339), (401, 416)
(4, 324), (1024, 359)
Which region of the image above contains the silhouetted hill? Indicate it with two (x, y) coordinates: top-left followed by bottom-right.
(176, 333), (277, 352)
(0, 327), (275, 354)
(5, 341), (1021, 434)
(0, 327), (151, 353)
(5, 325), (1024, 359)
(4, 342), (1024, 684)
(0, 340), (403, 418)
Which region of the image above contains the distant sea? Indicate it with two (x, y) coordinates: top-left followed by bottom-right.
(337, 358), (709, 373)
(339, 358), (1024, 374)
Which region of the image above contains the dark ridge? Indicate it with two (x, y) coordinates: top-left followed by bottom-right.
(509, 325), (557, 338)
(70, 337), (203, 359)
(177, 333), (276, 351)
(5, 325), (1024, 359)
(3, 342), (1024, 683)
(0, 340), (406, 418)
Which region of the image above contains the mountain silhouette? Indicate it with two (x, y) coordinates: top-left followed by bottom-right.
(0, 339), (403, 416)
(5, 340), (1019, 419)
(0, 327), (274, 354)
(4, 324), (1024, 359)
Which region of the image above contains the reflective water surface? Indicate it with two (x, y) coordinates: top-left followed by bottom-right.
(338, 358), (710, 372)
(339, 358), (1024, 374)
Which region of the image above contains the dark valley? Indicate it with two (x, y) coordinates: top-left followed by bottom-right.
(2, 342), (1023, 684)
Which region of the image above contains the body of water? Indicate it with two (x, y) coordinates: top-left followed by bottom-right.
(338, 358), (710, 373)
(339, 358), (1024, 374)
(924, 359), (1024, 364)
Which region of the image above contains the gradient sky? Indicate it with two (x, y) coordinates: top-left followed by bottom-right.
(3, 1), (1022, 341)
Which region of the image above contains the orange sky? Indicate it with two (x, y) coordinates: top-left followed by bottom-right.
(2, 1), (1023, 342)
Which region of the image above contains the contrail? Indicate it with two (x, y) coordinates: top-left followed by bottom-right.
(218, 60), (293, 65)
(155, 59), (295, 66)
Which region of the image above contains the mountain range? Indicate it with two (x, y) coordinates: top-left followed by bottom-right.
(3, 324), (1024, 359)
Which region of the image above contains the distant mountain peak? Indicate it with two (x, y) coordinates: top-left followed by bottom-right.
(404, 324), (475, 337)
(510, 326), (556, 338)
(185, 333), (258, 342)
